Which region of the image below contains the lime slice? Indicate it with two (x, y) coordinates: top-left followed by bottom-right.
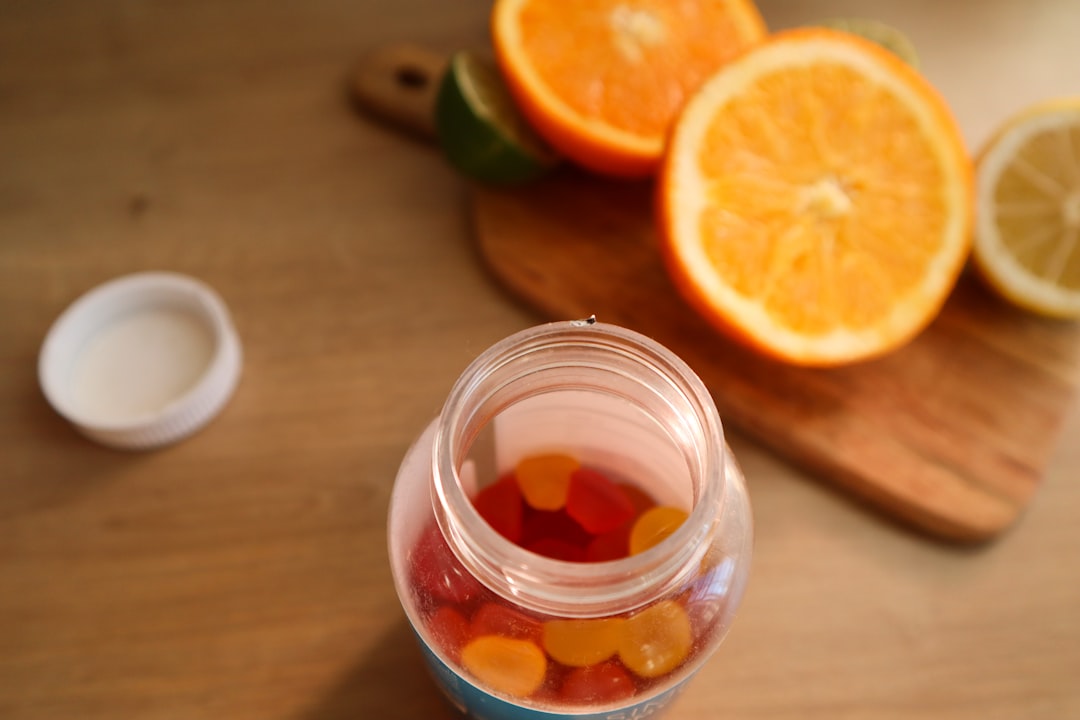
(819, 18), (920, 68)
(435, 50), (559, 185)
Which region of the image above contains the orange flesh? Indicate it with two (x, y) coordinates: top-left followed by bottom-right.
(697, 62), (950, 334)
(515, 0), (762, 139)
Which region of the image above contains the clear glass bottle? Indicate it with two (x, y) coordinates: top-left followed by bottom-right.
(387, 320), (752, 719)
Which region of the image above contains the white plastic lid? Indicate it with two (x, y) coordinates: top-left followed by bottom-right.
(38, 272), (243, 450)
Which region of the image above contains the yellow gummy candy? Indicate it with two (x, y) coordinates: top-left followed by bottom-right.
(542, 617), (624, 667)
(514, 453), (579, 511)
(618, 600), (693, 678)
(460, 635), (548, 698)
(628, 506), (688, 555)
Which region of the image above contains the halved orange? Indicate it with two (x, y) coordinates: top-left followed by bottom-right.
(491, 0), (767, 178)
(659, 28), (974, 365)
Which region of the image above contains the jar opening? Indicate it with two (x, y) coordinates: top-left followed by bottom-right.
(432, 321), (726, 617)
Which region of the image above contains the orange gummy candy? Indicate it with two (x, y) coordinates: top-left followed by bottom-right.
(628, 506), (688, 556)
(461, 635), (548, 698)
(514, 453), (579, 511)
(542, 617), (623, 667)
(618, 600), (693, 678)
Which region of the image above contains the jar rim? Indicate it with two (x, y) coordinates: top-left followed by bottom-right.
(432, 320), (727, 617)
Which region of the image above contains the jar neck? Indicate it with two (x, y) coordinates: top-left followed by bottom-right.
(431, 320), (727, 618)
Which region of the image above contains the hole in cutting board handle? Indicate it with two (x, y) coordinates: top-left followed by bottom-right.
(351, 43), (448, 141)
(395, 65), (431, 90)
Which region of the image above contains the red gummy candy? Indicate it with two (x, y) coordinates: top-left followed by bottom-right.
(527, 537), (587, 562)
(470, 602), (543, 644)
(566, 468), (636, 535)
(427, 606), (471, 662)
(473, 473), (525, 543)
(585, 522), (633, 562)
(409, 523), (484, 607)
(522, 509), (592, 550)
(558, 661), (637, 704)
(618, 481), (657, 515)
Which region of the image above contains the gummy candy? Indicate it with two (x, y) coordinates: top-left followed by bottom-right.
(461, 635), (548, 698)
(471, 602), (543, 644)
(515, 453), (579, 510)
(558, 661), (636, 704)
(617, 481), (657, 515)
(542, 617), (623, 667)
(526, 537), (587, 562)
(473, 473), (525, 543)
(585, 522), (633, 562)
(628, 506), (689, 556)
(418, 454), (698, 708)
(522, 508), (592, 561)
(565, 468), (635, 534)
(427, 606), (470, 662)
(409, 524), (484, 607)
(618, 600), (692, 678)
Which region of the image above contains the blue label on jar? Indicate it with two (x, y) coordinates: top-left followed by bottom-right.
(416, 634), (690, 720)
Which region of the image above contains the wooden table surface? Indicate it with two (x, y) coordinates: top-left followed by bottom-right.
(1, 1), (1077, 719)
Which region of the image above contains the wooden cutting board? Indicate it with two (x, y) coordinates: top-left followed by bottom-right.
(354, 45), (1080, 543)
(473, 171), (1080, 543)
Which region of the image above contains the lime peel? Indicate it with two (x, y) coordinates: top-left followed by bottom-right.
(817, 17), (920, 67)
(435, 50), (560, 185)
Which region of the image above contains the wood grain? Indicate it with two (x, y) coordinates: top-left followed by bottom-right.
(1, 2), (1079, 720)
(474, 170), (1080, 542)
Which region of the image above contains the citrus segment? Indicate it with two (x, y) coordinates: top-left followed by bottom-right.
(492, 0), (767, 177)
(435, 49), (559, 185)
(460, 635), (548, 697)
(659, 29), (973, 365)
(972, 98), (1080, 318)
(618, 600), (693, 678)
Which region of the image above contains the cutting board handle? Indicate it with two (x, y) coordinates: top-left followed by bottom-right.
(351, 44), (447, 142)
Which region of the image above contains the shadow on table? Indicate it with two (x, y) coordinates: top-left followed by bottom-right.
(1, 381), (152, 518)
(296, 618), (462, 720)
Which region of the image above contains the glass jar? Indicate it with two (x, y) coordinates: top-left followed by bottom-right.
(387, 319), (752, 719)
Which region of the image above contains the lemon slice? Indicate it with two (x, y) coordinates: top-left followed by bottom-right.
(434, 49), (559, 185)
(818, 18), (919, 67)
(973, 98), (1080, 318)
